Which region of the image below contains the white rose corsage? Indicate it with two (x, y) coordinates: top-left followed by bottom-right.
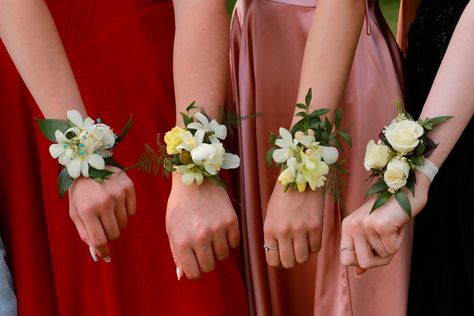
(267, 89), (352, 195)
(131, 102), (240, 187)
(364, 110), (452, 216)
(37, 110), (132, 197)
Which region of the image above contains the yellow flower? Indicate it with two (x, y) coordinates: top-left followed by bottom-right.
(164, 126), (186, 155)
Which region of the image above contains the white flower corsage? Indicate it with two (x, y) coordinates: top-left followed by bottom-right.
(267, 89), (351, 194)
(37, 110), (131, 197)
(132, 102), (240, 187)
(364, 110), (452, 216)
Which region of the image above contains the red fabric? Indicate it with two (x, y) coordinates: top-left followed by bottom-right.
(0, 1), (248, 315)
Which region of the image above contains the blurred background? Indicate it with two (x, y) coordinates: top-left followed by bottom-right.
(226, 0), (400, 35)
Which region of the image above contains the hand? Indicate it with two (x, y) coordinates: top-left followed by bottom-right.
(68, 166), (136, 262)
(340, 173), (430, 272)
(264, 184), (324, 268)
(166, 175), (240, 280)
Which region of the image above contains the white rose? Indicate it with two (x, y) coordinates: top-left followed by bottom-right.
(364, 140), (391, 171)
(191, 143), (225, 175)
(384, 120), (424, 153)
(383, 158), (411, 193)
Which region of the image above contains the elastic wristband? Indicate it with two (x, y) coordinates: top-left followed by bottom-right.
(416, 158), (439, 182)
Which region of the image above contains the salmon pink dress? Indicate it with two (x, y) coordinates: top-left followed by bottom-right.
(230, 0), (413, 315)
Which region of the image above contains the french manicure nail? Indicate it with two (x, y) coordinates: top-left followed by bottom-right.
(176, 267), (183, 281)
(103, 256), (111, 263)
(89, 246), (98, 262)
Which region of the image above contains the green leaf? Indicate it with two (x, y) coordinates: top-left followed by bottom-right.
(295, 112), (307, 118)
(115, 115), (132, 144)
(290, 120), (306, 135)
(296, 103), (307, 110)
(270, 132), (277, 146)
(324, 118), (332, 133)
(370, 191), (392, 213)
(396, 101), (403, 114)
(310, 108), (331, 118)
(404, 111), (414, 121)
(37, 119), (71, 142)
(366, 179), (389, 197)
(427, 116), (453, 128)
(412, 155), (425, 167)
(89, 167), (115, 181)
(415, 142), (425, 156)
(305, 88), (312, 107)
(395, 191), (412, 217)
(406, 173), (416, 197)
(58, 168), (74, 198)
(104, 157), (123, 169)
(186, 101), (197, 112)
(338, 130), (352, 147)
(181, 112), (193, 127)
(334, 108), (342, 129)
(330, 136), (342, 150)
(266, 148), (275, 166)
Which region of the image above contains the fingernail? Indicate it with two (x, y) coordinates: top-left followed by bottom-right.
(176, 267), (183, 281)
(103, 256), (111, 263)
(89, 246), (98, 262)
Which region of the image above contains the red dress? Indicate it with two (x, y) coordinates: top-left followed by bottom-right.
(0, 1), (248, 315)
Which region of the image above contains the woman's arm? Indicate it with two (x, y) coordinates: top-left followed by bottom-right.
(264, 0), (366, 268)
(0, 0), (136, 261)
(166, 0), (239, 280)
(340, 2), (474, 271)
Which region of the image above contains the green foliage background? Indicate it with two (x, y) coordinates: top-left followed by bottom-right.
(226, 0), (400, 35)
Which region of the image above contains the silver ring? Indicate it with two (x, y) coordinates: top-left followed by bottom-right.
(263, 244), (279, 252)
(339, 247), (355, 251)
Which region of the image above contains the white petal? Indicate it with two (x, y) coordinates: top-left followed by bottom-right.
(83, 117), (95, 130)
(81, 160), (89, 177)
(320, 146), (339, 165)
(222, 153), (240, 169)
(194, 129), (205, 145)
(194, 112), (210, 126)
(191, 144), (214, 162)
(87, 154), (105, 170)
(49, 144), (66, 158)
(195, 173), (204, 185)
(55, 130), (69, 143)
(186, 122), (203, 130)
(273, 148), (290, 163)
(181, 173), (195, 185)
(67, 110), (84, 127)
(203, 163), (218, 175)
(213, 123), (227, 140)
(298, 135), (315, 147)
(67, 159), (82, 179)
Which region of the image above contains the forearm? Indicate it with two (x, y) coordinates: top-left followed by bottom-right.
(172, 0), (229, 121)
(293, 0), (365, 124)
(0, 0), (85, 118)
(418, 2), (474, 167)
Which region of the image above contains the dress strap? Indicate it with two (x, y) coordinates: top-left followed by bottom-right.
(365, 0), (372, 36)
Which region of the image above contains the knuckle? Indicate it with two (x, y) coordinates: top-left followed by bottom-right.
(307, 220), (321, 232)
(194, 228), (211, 245)
(108, 230), (120, 241)
(91, 239), (107, 249)
(201, 262), (215, 273)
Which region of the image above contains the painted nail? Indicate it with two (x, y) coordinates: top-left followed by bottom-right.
(89, 246), (98, 262)
(103, 256), (111, 263)
(176, 267), (184, 281)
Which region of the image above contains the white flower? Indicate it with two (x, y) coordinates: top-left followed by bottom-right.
(320, 146), (339, 165)
(384, 119), (424, 154)
(364, 140), (391, 170)
(187, 112), (227, 143)
(191, 143), (226, 175)
(383, 158), (411, 193)
(277, 157), (297, 186)
(175, 165), (204, 185)
(273, 128), (298, 163)
(67, 110), (94, 130)
(300, 151), (329, 191)
(176, 130), (204, 152)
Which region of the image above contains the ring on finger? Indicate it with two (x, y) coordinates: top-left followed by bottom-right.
(263, 244), (279, 252)
(339, 247), (355, 251)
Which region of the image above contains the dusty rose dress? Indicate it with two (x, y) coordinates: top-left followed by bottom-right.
(230, 0), (414, 315)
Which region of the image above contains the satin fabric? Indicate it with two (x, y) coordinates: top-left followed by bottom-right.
(0, 1), (248, 315)
(230, 0), (413, 315)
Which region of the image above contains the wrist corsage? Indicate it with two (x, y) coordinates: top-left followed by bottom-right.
(133, 102), (240, 187)
(364, 110), (452, 216)
(267, 89), (352, 194)
(37, 110), (131, 197)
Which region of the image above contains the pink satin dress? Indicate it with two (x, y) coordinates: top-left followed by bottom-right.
(230, 0), (413, 315)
